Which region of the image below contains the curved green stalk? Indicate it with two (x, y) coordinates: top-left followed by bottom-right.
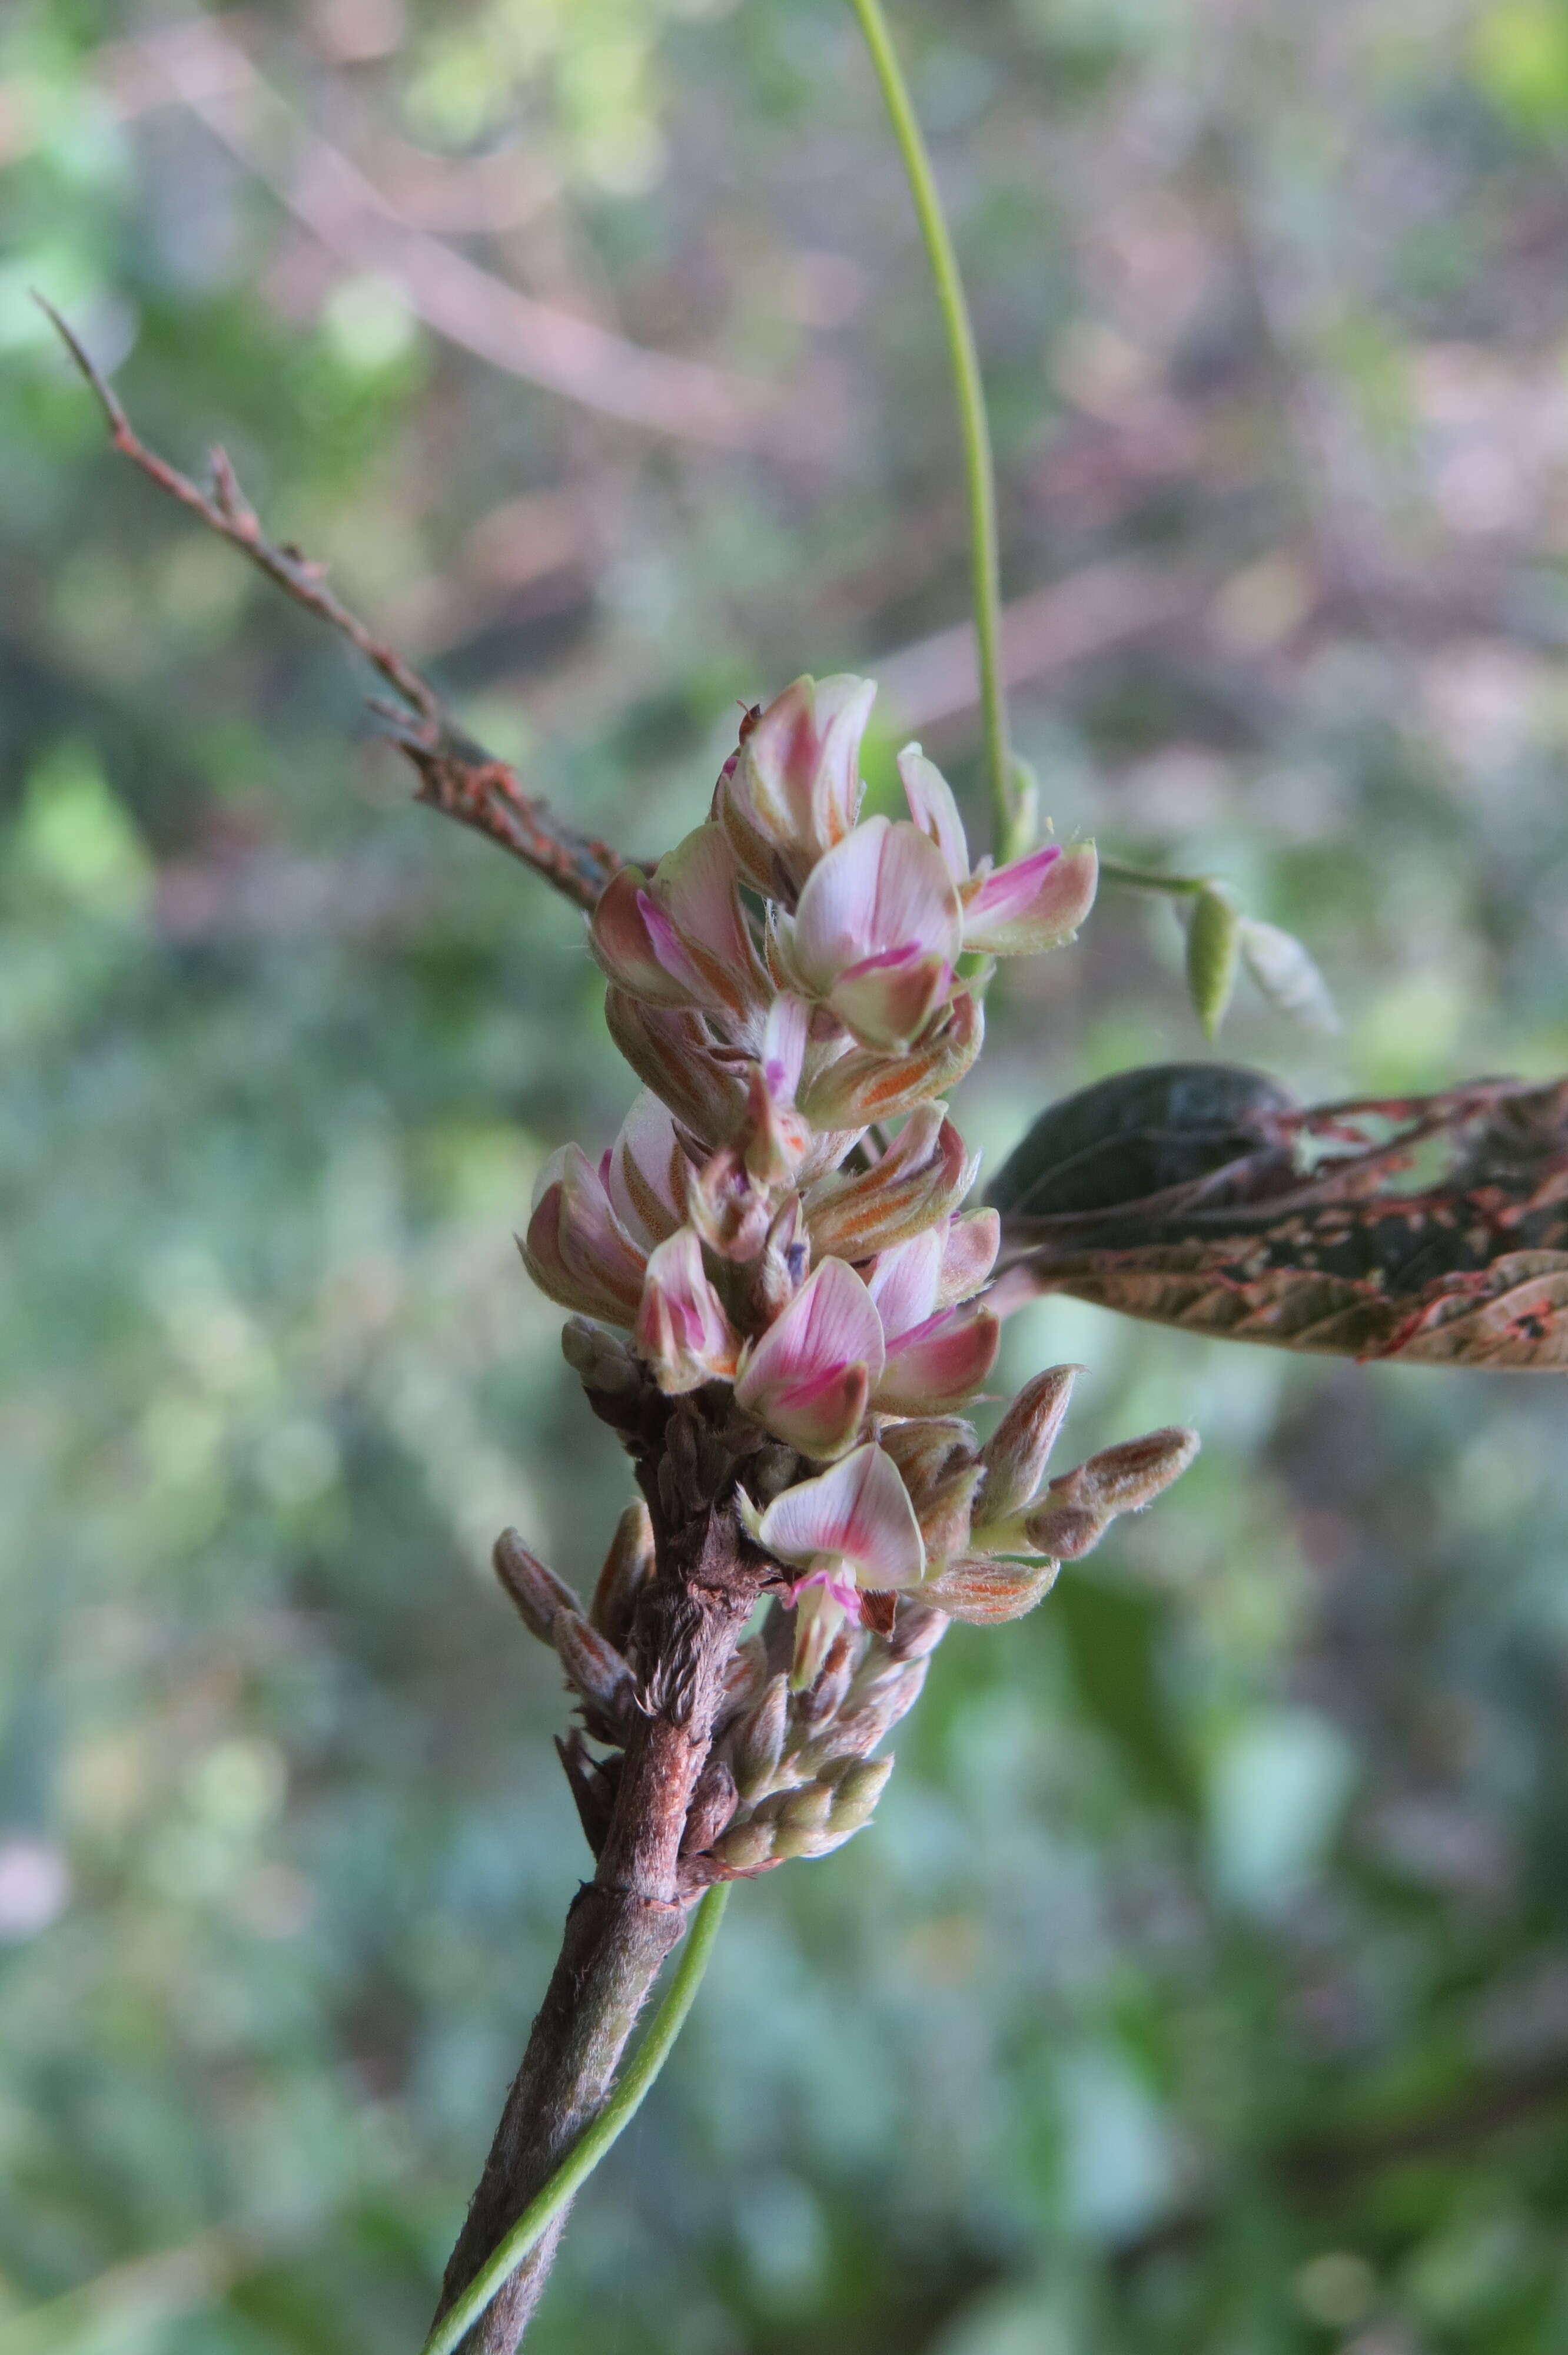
(419, 1885), (730, 2355)
(1097, 858), (1207, 898)
(846, 0), (1013, 850)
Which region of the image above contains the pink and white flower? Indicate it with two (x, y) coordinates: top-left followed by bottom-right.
(735, 1256), (885, 1458)
(778, 815), (964, 1051)
(865, 1220), (1001, 1414)
(742, 1442), (926, 1687)
(633, 1228), (741, 1392)
(899, 745), (1098, 957)
(591, 823), (770, 1021)
(522, 1144), (649, 1326)
(716, 674), (875, 896)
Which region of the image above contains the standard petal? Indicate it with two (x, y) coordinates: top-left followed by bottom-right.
(898, 744), (970, 881)
(875, 1304), (1001, 1415)
(791, 818), (962, 996)
(722, 674), (875, 891)
(961, 840), (1099, 957)
(604, 990), (748, 1146)
(738, 1256), (884, 1392)
(757, 1442), (926, 1588)
(865, 1228), (944, 1345)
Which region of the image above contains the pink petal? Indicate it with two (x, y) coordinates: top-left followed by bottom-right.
(961, 841), (1099, 957)
(898, 744), (970, 881)
(649, 824), (768, 1017)
(761, 992), (809, 1106)
(736, 1256), (885, 1402)
(589, 868), (706, 1006)
(756, 1442), (926, 1588)
(875, 1305), (1001, 1415)
(634, 1229), (739, 1391)
(826, 946), (952, 1052)
(722, 675), (875, 890)
(937, 1208), (1000, 1306)
(866, 1228), (945, 1346)
(521, 1146), (648, 1325)
(742, 1358), (871, 1459)
(790, 818), (962, 994)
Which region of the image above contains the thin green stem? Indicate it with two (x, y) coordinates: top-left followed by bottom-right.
(419, 1885), (730, 2355)
(846, 0), (1012, 850)
(1097, 857), (1208, 898)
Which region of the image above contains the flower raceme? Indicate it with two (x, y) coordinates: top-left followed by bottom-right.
(524, 673), (1194, 1688)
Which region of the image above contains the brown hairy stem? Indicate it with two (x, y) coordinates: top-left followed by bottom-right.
(433, 1418), (763, 2353)
(37, 297), (622, 913)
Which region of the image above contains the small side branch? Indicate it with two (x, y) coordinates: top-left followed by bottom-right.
(38, 296), (622, 913)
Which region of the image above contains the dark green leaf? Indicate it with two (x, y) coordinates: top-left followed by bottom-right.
(994, 1069), (1568, 1368)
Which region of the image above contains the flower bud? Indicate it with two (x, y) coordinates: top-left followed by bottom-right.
(590, 1501), (655, 1650)
(561, 1318), (643, 1401)
(919, 1553), (1062, 1623)
(493, 1529), (582, 1641)
(975, 1365), (1081, 1524)
(1051, 1426), (1200, 1516)
(680, 1756), (739, 1857)
(730, 1672), (790, 1800)
(798, 991), (984, 1130)
(553, 1608), (637, 1734)
(1019, 1500), (1106, 1561)
(633, 1228), (741, 1393)
(826, 1753), (893, 1833)
(889, 1600), (949, 1661)
(713, 1814), (775, 1871)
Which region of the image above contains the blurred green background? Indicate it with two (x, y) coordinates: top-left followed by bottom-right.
(5, 1), (1568, 2350)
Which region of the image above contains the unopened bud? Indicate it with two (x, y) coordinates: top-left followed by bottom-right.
(976, 1366), (1080, 1523)
(681, 1757), (739, 1857)
(493, 1528), (582, 1641)
(554, 1608), (636, 1734)
(779, 1781), (835, 1836)
(889, 1600), (949, 1661)
(562, 1318), (642, 1399)
(713, 1814), (774, 1870)
(827, 1753), (893, 1832)
(1051, 1426), (1200, 1517)
(730, 1672), (789, 1800)
(1186, 881), (1241, 1040)
(920, 1552), (1061, 1623)
(1021, 1500), (1105, 1561)
(793, 1628), (857, 1729)
(590, 1502), (655, 1650)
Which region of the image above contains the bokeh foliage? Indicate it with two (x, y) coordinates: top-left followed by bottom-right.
(5, 1), (1568, 2350)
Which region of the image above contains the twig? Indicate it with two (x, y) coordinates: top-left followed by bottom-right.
(38, 296), (621, 913)
(431, 1462), (761, 2355)
(421, 1883), (729, 2355)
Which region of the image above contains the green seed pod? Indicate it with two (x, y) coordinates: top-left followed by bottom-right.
(1185, 881), (1241, 1039)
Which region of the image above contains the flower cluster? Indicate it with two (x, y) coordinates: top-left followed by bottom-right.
(521, 674), (1195, 1717)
